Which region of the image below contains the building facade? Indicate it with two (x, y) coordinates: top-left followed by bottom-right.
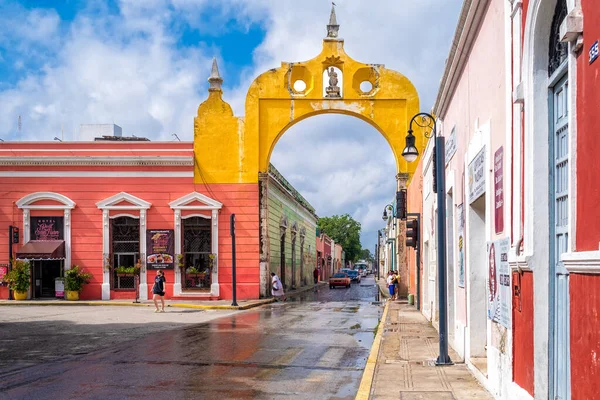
(407, 0), (600, 399)
(261, 165), (317, 295)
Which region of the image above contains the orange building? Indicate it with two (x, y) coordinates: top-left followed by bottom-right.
(0, 141), (260, 301)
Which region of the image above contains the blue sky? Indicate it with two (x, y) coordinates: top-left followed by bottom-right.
(0, 0), (462, 251)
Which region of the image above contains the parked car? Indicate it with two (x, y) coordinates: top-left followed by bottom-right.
(329, 273), (351, 289)
(344, 269), (361, 283)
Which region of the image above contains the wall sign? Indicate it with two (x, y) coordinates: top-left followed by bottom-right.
(494, 147), (504, 233)
(457, 204), (465, 288)
(146, 230), (174, 269)
(468, 147), (486, 204)
(590, 40), (599, 65)
(30, 217), (64, 241)
(445, 127), (457, 165)
(487, 237), (511, 329)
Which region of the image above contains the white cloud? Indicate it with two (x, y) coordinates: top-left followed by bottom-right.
(0, 0), (461, 249)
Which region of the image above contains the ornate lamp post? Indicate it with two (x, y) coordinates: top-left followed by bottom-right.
(402, 112), (452, 366)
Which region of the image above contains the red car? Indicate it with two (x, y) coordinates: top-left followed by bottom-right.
(329, 273), (351, 289)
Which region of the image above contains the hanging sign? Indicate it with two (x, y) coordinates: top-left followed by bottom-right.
(445, 127), (457, 165)
(146, 230), (174, 269)
(494, 147), (504, 233)
(487, 237), (511, 328)
(30, 217), (64, 241)
(457, 204), (465, 288)
(468, 147), (486, 204)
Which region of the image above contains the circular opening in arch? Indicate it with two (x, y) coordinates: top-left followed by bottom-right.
(293, 80), (307, 92)
(360, 81), (373, 93)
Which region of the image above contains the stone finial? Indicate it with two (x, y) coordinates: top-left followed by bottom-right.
(326, 2), (339, 38)
(208, 57), (223, 92)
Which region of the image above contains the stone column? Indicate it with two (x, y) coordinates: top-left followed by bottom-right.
(64, 209), (72, 270)
(397, 173), (409, 296)
(210, 209), (220, 297)
(139, 209), (148, 301)
(101, 210), (110, 300)
(173, 210), (182, 296)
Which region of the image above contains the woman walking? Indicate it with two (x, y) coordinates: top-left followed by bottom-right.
(153, 270), (166, 313)
(271, 272), (287, 302)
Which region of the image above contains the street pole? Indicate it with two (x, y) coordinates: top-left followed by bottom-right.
(8, 225), (13, 300)
(434, 135), (452, 365)
(230, 214), (238, 307)
(402, 113), (452, 366)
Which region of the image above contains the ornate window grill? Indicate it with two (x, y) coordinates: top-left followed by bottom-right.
(111, 217), (140, 290)
(183, 217), (212, 290)
(548, 0), (568, 77)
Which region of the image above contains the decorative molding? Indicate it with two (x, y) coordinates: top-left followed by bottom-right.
(0, 156), (193, 167)
(169, 191), (223, 210)
(16, 192), (76, 209)
(181, 213), (211, 220)
(96, 192), (151, 210)
(562, 251), (600, 274)
(433, 0), (491, 118)
(109, 213), (139, 219)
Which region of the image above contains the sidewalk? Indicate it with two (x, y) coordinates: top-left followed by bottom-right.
(0, 282), (326, 310)
(361, 298), (493, 399)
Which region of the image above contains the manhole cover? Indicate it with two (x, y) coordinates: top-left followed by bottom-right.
(400, 392), (454, 400)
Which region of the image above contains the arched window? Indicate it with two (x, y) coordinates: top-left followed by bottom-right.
(548, 0), (568, 76)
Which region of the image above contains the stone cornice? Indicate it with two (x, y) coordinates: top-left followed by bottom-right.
(562, 251), (600, 274)
(0, 156), (194, 167)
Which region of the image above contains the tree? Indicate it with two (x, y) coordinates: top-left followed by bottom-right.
(359, 248), (374, 262)
(318, 214), (362, 262)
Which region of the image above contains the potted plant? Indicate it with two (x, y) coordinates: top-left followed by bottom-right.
(3, 260), (30, 300)
(64, 265), (93, 301)
(115, 266), (135, 276)
(185, 266), (203, 277)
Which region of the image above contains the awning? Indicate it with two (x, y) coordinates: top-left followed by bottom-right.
(16, 240), (65, 260)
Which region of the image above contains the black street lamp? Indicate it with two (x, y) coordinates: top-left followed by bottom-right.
(402, 112), (452, 366)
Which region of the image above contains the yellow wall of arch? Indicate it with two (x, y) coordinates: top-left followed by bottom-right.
(194, 37), (427, 185)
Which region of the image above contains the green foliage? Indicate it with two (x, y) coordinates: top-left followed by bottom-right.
(317, 214), (362, 262)
(186, 267), (200, 274)
(64, 265), (93, 292)
(3, 260), (31, 292)
(115, 265), (140, 275)
(359, 248), (375, 262)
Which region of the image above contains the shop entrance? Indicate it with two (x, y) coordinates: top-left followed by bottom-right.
(32, 260), (63, 298)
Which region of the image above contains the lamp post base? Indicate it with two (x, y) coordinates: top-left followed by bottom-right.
(435, 355), (454, 366)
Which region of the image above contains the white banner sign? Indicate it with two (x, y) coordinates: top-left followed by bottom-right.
(468, 147), (486, 203)
(487, 237), (511, 328)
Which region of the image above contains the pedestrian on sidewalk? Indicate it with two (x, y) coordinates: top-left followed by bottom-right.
(313, 266), (319, 284)
(392, 271), (400, 301)
(386, 271), (395, 300)
(271, 272), (287, 302)
(152, 270), (166, 313)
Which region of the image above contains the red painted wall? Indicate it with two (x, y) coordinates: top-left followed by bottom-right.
(0, 143), (261, 300)
(576, 0), (600, 251)
(512, 271), (535, 396)
(570, 274), (600, 400)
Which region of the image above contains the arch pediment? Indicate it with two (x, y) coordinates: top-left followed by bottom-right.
(17, 192), (75, 209)
(96, 192), (151, 210)
(169, 192), (222, 210)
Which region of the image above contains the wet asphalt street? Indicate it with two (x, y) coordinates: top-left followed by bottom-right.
(0, 276), (382, 400)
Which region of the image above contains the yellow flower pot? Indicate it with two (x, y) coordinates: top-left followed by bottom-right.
(13, 291), (27, 301)
(65, 290), (79, 301)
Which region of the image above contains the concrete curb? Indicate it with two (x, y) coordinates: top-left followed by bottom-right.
(355, 299), (389, 400)
(0, 298), (276, 310)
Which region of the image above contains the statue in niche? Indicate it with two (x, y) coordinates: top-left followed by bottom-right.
(325, 67), (341, 98)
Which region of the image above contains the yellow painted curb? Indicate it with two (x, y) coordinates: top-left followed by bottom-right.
(355, 300), (389, 400)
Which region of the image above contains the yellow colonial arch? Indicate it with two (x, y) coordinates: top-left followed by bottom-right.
(194, 6), (426, 184)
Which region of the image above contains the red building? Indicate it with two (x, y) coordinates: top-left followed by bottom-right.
(0, 141), (259, 301)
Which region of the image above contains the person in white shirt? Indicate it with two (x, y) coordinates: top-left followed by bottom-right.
(271, 272), (286, 301)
